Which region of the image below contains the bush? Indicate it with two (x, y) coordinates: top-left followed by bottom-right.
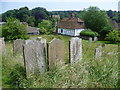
(38, 20), (55, 35)
(2, 17), (29, 40)
(80, 29), (99, 37)
(105, 30), (120, 43)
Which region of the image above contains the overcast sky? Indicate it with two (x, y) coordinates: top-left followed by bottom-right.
(0, 0), (119, 14)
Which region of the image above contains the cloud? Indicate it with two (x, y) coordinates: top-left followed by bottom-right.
(1, 0), (119, 2)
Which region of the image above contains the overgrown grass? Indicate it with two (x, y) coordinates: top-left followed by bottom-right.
(2, 35), (118, 88)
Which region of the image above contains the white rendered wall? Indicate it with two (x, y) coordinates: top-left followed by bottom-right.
(58, 28), (75, 36)
(75, 29), (84, 36)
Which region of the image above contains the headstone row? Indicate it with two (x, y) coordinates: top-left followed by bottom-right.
(14, 37), (103, 77)
(89, 37), (98, 43)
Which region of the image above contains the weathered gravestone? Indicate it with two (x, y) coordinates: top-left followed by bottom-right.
(0, 37), (6, 54)
(70, 37), (82, 64)
(94, 37), (98, 42)
(23, 40), (46, 77)
(13, 39), (25, 55)
(40, 38), (46, 47)
(89, 37), (92, 42)
(95, 46), (102, 59)
(47, 38), (65, 69)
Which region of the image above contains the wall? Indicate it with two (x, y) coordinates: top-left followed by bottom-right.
(58, 28), (75, 36)
(58, 28), (84, 36)
(75, 29), (84, 36)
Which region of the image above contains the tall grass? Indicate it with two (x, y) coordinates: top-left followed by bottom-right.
(2, 35), (118, 88)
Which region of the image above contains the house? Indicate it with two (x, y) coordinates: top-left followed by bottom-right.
(57, 13), (85, 36)
(26, 26), (40, 35)
(22, 22), (40, 35)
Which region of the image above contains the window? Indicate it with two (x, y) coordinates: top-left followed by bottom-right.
(80, 22), (83, 25)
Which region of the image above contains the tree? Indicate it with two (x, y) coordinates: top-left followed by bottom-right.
(31, 7), (50, 26)
(26, 16), (35, 26)
(2, 17), (29, 40)
(38, 20), (55, 34)
(80, 6), (113, 37)
(16, 7), (30, 22)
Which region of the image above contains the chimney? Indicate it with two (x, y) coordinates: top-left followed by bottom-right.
(70, 12), (75, 18)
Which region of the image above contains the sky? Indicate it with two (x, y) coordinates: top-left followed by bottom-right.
(0, 0), (119, 14)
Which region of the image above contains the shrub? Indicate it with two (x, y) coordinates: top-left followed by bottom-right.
(105, 30), (120, 43)
(38, 20), (55, 35)
(2, 17), (29, 40)
(80, 29), (99, 37)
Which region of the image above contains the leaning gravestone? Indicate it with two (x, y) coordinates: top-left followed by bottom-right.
(95, 46), (102, 59)
(47, 38), (65, 69)
(23, 40), (46, 77)
(13, 39), (25, 55)
(70, 37), (82, 64)
(94, 37), (98, 42)
(0, 37), (6, 54)
(89, 37), (92, 42)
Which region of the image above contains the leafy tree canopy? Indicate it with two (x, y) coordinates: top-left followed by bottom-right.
(2, 17), (29, 40)
(80, 6), (114, 38)
(38, 20), (55, 35)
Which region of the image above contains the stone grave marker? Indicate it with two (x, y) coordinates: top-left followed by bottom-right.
(23, 40), (46, 77)
(94, 37), (98, 42)
(40, 38), (46, 47)
(47, 38), (65, 69)
(70, 37), (82, 64)
(0, 37), (6, 54)
(89, 37), (92, 42)
(95, 46), (102, 59)
(13, 39), (25, 55)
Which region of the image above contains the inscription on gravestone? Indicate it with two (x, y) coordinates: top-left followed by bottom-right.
(23, 40), (46, 77)
(70, 37), (82, 64)
(47, 38), (65, 69)
(13, 39), (25, 55)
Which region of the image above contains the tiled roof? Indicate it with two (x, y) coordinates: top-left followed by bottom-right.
(25, 26), (40, 33)
(58, 17), (85, 29)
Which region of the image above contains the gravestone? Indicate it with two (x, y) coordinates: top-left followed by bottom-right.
(0, 37), (6, 54)
(25, 39), (33, 44)
(40, 38), (46, 47)
(13, 39), (25, 55)
(37, 37), (42, 40)
(94, 37), (98, 42)
(95, 46), (102, 59)
(23, 40), (46, 77)
(70, 37), (82, 64)
(89, 37), (92, 42)
(102, 43), (105, 47)
(47, 38), (65, 69)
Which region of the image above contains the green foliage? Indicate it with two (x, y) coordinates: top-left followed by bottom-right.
(80, 29), (99, 37)
(105, 30), (120, 43)
(26, 16), (35, 26)
(38, 20), (55, 35)
(2, 17), (29, 40)
(80, 6), (113, 37)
